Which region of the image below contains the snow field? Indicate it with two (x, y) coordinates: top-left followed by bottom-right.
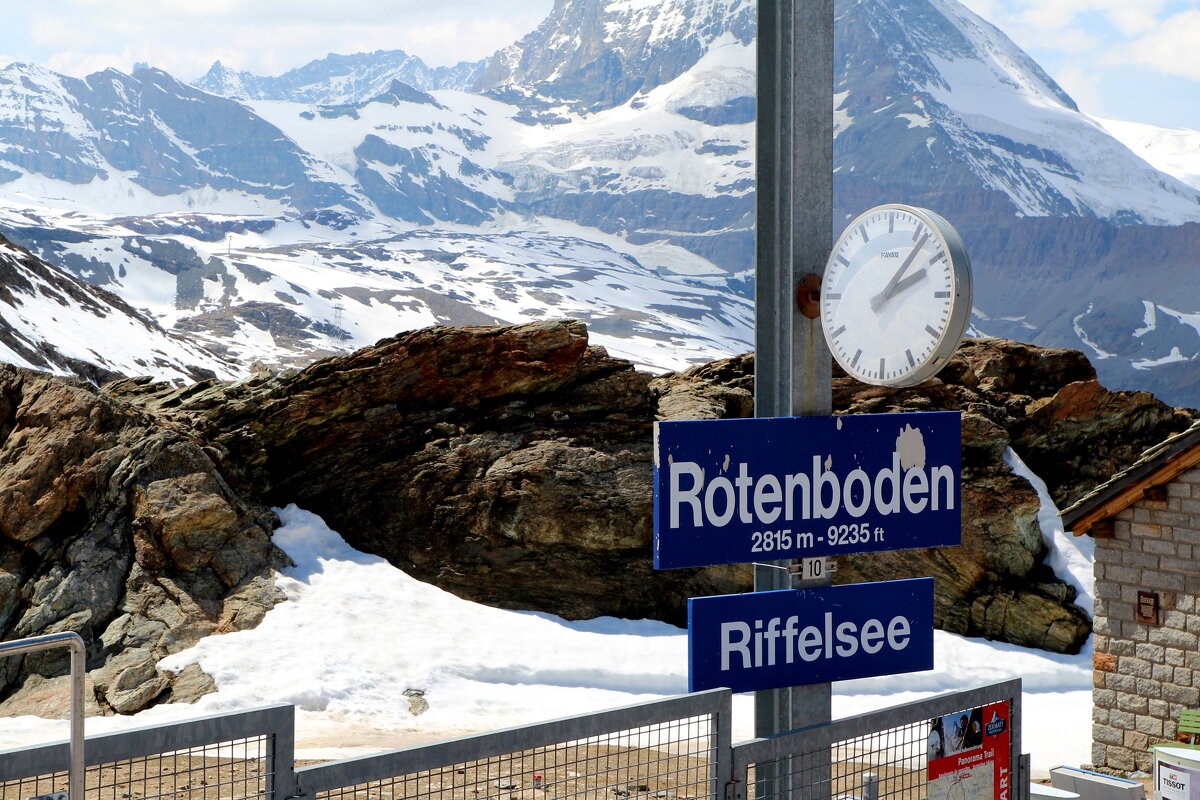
(0, 453), (1094, 778)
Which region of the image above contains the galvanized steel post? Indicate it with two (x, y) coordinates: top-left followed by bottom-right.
(0, 632), (86, 800)
(754, 0), (833, 795)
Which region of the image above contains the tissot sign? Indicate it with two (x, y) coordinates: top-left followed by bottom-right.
(653, 411), (961, 569)
(688, 579), (934, 692)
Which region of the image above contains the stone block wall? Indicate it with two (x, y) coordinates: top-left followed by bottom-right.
(1092, 468), (1200, 773)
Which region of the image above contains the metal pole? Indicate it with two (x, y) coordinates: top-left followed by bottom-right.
(753, 0), (834, 729)
(755, 0), (833, 797)
(0, 632), (87, 799)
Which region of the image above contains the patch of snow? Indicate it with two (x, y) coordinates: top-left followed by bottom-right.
(1132, 300), (1157, 338)
(0, 498), (1092, 776)
(1004, 448), (1094, 616)
(1132, 346), (1189, 370)
(1093, 116), (1200, 191)
(1072, 304), (1116, 359)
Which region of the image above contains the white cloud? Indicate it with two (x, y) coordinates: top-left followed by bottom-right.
(6, 0), (552, 78)
(1051, 64), (1109, 115)
(1008, 0), (1168, 36)
(1115, 8), (1200, 81)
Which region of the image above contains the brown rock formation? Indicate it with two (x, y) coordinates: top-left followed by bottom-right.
(5, 321), (1192, 716)
(142, 323), (1191, 656)
(0, 367), (284, 715)
(159, 321), (749, 623)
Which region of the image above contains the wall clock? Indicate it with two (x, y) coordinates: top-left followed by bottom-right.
(820, 204), (973, 387)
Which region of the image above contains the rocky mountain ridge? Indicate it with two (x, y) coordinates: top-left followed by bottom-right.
(194, 51), (487, 103)
(1, 320), (1190, 717)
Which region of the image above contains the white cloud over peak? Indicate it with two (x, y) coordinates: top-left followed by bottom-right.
(1116, 8), (1200, 81)
(2, 0), (553, 78)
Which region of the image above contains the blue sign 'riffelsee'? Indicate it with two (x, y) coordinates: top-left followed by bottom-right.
(688, 578), (934, 692)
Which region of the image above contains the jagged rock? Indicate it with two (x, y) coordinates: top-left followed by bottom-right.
(171, 320), (750, 623)
(0, 366), (286, 716)
(1012, 378), (1192, 508)
(5, 321), (1191, 720)
(157, 322), (1192, 654)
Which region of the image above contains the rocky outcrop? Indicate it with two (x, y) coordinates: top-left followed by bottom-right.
(0, 367), (284, 715)
(6, 321), (1193, 717)
(135, 321), (750, 624)
(122, 323), (1190, 656)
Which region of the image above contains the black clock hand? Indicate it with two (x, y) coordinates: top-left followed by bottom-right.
(870, 232), (929, 311)
(886, 268), (928, 299)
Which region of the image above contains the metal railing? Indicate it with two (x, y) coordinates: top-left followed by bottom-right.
(0, 681), (1027, 800)
(0, 704), (293, 800)
(296, 689), (732, 800)
(0, 633), (86, 800)
(729, 680), (1025, 800)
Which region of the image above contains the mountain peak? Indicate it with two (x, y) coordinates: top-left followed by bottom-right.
(193, 49), (487, 105)
(474, 0), (754, 113)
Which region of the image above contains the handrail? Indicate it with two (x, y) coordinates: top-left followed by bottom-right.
(0, 632), (86, 799)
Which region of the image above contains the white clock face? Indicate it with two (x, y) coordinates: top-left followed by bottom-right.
(821, 204), (972, 387)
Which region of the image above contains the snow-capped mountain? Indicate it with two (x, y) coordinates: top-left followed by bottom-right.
(474, 0), (754, 114)
(1093, 116), (1200, 191)
(833, 0), (1200, 226)
(0, 199), (752, 377)
(0, 62), (364, 219)
(0, 234), (235, 384)
(194, 51), (487, 104)
(2, 0), (1200, 405)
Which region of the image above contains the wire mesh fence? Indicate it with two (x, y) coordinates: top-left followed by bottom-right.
(0, 706), (293, 800)
(0, 685), (1026, 800)
(731, 681), (1024, 800)
(298, 691), (733, 800)
(742, 714), (950, 800)
(0, 735), (273, 800)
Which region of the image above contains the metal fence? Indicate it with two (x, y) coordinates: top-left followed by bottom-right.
(0, 704), (294, 800)
(0, 682), (1027, 800)
(730, 680), (1025, 800)
(294, 690), (732, 800)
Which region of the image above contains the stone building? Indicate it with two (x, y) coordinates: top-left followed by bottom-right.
(1061, 421), (1200, 774)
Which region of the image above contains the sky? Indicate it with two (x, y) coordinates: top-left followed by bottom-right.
(0, 454), (1097, 777)
(960, 0), (1200, 129)
(1, 0), (1200, 130)
(0, 0), (554, 80)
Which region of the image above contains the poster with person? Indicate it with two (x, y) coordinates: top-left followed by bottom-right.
(928, 702), (1011, 800)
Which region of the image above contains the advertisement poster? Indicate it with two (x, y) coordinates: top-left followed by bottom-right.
(1158, 761), (1200, 800)
(928, 701), (1011, 800)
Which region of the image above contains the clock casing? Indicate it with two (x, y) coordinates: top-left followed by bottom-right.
(820, 204), (972, 387)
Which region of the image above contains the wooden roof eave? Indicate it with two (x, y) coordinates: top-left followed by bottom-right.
(1062, 441), (1200, 537)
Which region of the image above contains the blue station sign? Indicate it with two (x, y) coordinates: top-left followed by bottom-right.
(653, 411), (961, 569)
(688, 578), (934, 693)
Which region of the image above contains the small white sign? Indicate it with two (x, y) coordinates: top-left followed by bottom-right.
(800, 557), (835, 581)
(1160, 762), (1193, 800)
